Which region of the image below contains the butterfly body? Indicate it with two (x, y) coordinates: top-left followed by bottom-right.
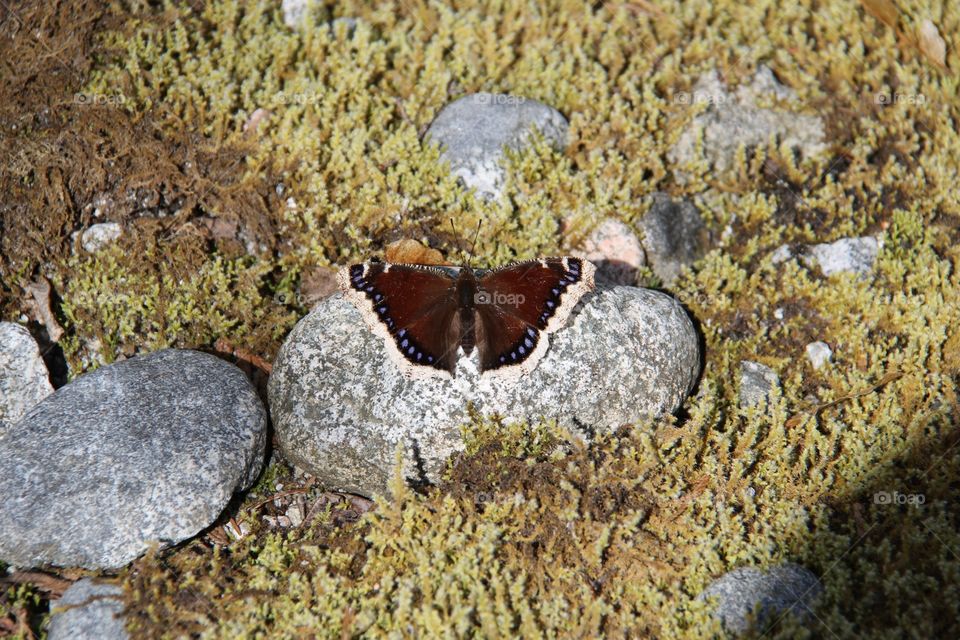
(337, 257), (595, 379)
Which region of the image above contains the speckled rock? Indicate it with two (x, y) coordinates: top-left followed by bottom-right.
(0, 349), (266, 569)
(0, 322), (52, 435)
(269, 285), (701, 497)
(425, 92), (568, 199)
(669, 66), (826, 179)
(640, 193), (709, 285)
(699, 563), (823, 634)
(802, 236), (879, 276)
(739, 361), (780, 408)
(48, 579), (128, 640)
(81, 222), (123, 252)
(582, 218), (645, 285)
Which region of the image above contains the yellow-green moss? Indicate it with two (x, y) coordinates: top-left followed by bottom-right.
(55, 239), (296, 370)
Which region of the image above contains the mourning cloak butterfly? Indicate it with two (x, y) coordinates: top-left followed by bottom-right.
(337, 257), (596, 378)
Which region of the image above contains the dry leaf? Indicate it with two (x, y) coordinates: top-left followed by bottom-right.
(197, 216), (239, 240)
(859, 0), (899, 30)
(917, 19), (947, 70)
(25, 276), (64, 342)
(384, 238), (447, 265)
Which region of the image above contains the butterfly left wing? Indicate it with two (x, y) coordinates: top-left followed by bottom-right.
(337, 263), (463, 378)
(473, 257), (595, 376)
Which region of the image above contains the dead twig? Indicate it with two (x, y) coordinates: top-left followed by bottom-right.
(214, 338), (272, 374)
(785, 371), (904, 429)
(1, 570), (74, 598)
(244, 488), (311, 513)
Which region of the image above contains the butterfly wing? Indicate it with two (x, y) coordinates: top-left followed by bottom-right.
(473, 257), (595, 375)
(337, 263), (462, 377)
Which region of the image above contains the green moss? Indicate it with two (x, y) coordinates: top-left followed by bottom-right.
(54, 239), (296, 370)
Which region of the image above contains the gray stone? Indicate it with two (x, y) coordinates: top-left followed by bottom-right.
(802, 236), (879, 276)
(769, 244), (794, 265)
(269, 285), (700, 497)
(48, 579), (128, 640)
(669, 66), (826, 179)
(425, 93), (568, 199)
(806, 341), (833, 369)
(0, 322), (52, 435)
(639, 193), (709, 285)
(699, 563), (823, 634)
(81, 222), (123, 252)
(739, 361), (780, 408)
(582, 218), (645, 286)
(0, 349), (266, 569)
(281, 0), (312, 28)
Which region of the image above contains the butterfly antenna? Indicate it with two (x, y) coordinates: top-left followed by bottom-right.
(469, 221), (482, 265)
(449, 218), (464, 264)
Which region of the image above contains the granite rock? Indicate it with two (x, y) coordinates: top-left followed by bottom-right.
(425, 92), (568, 199)
(0, 322), (52, 435)
(48, 579), (128, 640)
(0, 349), (266, 569)
(669, 66), (826, 180)
(269, 285), (701, 496)
(699, 563), (823, 634)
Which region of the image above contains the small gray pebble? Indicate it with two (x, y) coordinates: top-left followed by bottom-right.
(640, 193), (709, 285)
(81, 222), (123, 252)
(48, 579), (128, 640)
(425, 92), (568, 199)
(699, 563), (823, 634)
(802, 236), (879, 276)
(0, 322), (53, 435)
(739, 361), (780, 408)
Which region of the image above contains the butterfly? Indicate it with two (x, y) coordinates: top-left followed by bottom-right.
(337, 257), (596, 378)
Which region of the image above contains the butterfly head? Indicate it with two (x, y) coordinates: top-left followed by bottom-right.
(449, 218), (482, 269)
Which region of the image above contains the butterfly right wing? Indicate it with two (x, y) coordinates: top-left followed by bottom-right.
(337, 263), (462, 377)
(472, 257), (595, 376)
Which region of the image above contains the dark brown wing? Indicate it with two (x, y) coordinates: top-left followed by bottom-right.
(337, 263), (462, 377)
(473, 257), (595, 375)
